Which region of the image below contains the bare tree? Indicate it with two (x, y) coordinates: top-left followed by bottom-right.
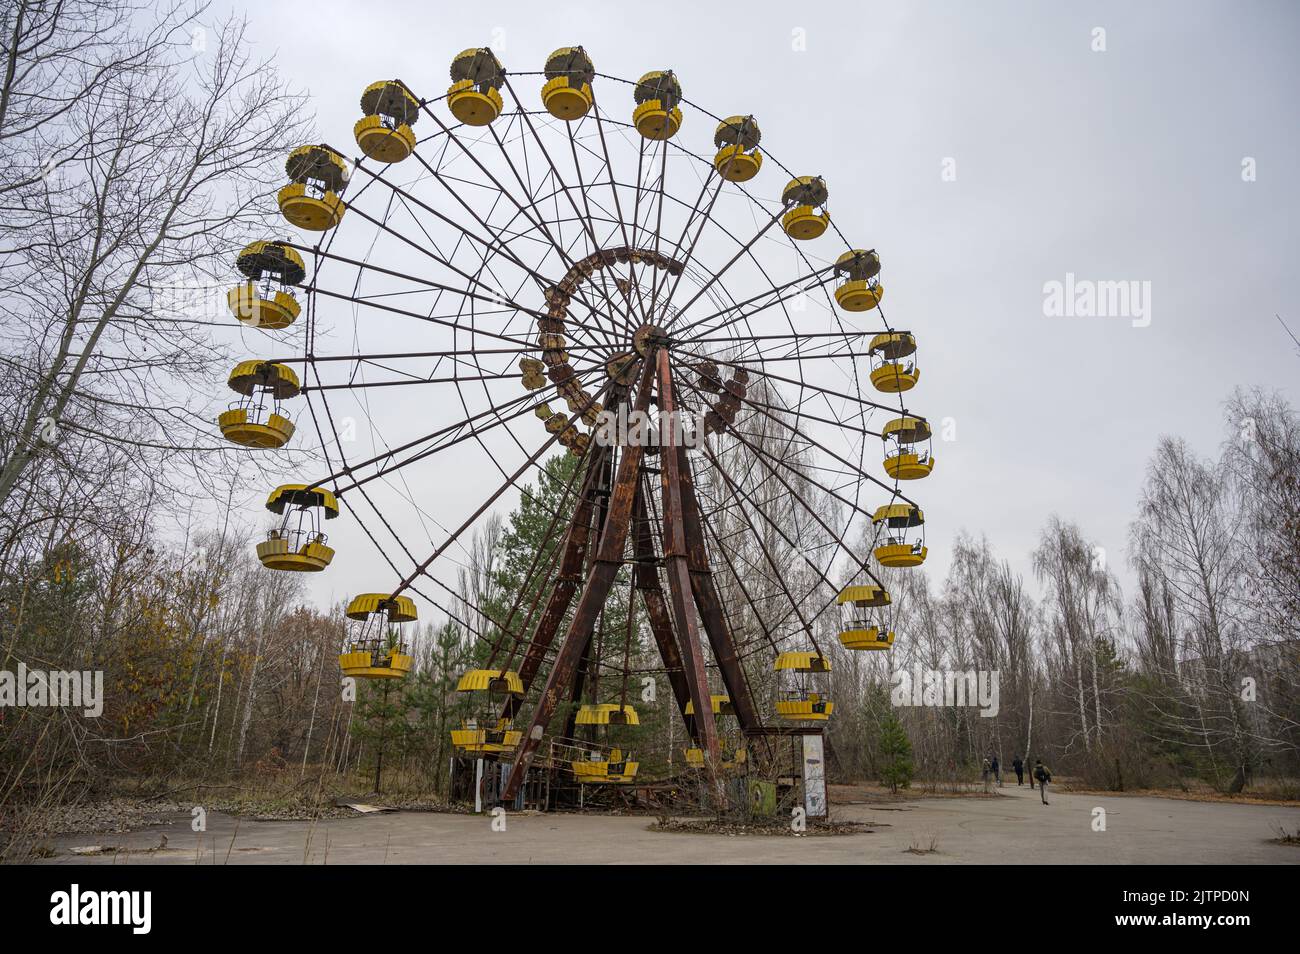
(1221, 389), (1300, 760)
(1033, 516), (1122, 755)
(0, 2), (309, 512)
(1130, 437), (1254, 790)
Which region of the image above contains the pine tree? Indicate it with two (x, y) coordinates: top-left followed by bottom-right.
(352, 678), (411, 794)
(407, 621), (471, 795)
(491, 452), (580, 628)
(879, 714), (915, 793)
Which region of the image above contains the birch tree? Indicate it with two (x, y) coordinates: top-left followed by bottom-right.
(1130, 437), (1254, 790)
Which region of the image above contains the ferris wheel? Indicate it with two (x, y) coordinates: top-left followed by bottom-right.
(219, 45), (934, 794)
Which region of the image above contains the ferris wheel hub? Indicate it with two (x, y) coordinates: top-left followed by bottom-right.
(632, 322), (670, 356)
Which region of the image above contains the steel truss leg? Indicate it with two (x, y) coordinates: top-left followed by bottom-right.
(502, 356), (657, 799)
(503, 441), (611, 719)
(673, 442), (763, 735)
(632, 480), (698, 741)
(657, 349), (720, 761)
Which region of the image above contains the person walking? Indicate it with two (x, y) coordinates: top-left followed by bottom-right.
(1034, 759), (1052, 805)
(1012, 754), (1025, 786)
(991, 755), (1001, 786)
(981, 757), (992, 793)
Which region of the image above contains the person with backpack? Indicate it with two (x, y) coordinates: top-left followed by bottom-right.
(991, 755), (1001, 786)
(1033, 759), (1052, 804)
(1012, 755), (1025, 786)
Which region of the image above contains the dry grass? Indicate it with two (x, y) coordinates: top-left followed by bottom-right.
(648, 816), (874, 837)
(1270, 825), (1299, 846)
(1058, 776), (1300, 807)
(904, 832), (941, 855)
(107, 764), (461, 819)
(1, 764), (455, 859)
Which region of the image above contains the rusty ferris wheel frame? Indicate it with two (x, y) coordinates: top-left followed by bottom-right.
(251, 54), (929, 799)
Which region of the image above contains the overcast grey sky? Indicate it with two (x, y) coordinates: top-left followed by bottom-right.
(213, 0), (1299, 615)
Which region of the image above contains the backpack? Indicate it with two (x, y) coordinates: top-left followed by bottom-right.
(1034, 765), (1049, 782)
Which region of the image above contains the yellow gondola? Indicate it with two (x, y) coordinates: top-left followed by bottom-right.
(218, 360), (300, 448)
(839, 628), (895, 650)
(447, 48), (505, 126)
(227, 241), (305, 330)
(452, 718), (523, 754)
(833, 249), (883, 311)
(683, 693), (746, 769)
(541, 47), (594, 121)
(574, 703), (639, 725)
(339, 593), (417, 678)
(773, 651), (833, 721)
(570, 697), (641, 778)
(256, 484), (339, 571)
(571, 747), (639, 783)
(713, 115), (762, 182)
(872, 502), (927, 568)
(451, 668), (524, 754)
(354, 80), (420, 163)
(781, 176), (829, 240)
(775, 693), (834, 720)
(882, 415), (935, 480)
(837, 585), (896, 650)
(775, 651), (831, 672)
(683, 694), (735, 716)
(278, 144), (348, 231)
(837, 584), (891, 607)
(684, 744), (748, 770)
(456, 669), (524, 694)
(632, 70), (682, 140)
(570, 685), (642, 780)
(868, 332), (919, 393)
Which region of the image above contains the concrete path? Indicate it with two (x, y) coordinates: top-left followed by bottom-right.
(34, 785), (1300, 864)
